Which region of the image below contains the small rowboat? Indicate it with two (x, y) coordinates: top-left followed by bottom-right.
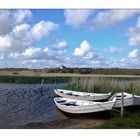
(109, 92), (140, 107)
(54, 89), (111, 101)
(54, 97), (116, 114)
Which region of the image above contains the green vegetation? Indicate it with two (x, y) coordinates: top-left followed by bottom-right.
(64, 77), (140, 95)
(0, 75), (70, 84)
(95, 108), (140, 128)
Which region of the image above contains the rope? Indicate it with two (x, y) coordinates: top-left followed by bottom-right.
(97, 98), (117, 111)
(97, 103), (108, 111)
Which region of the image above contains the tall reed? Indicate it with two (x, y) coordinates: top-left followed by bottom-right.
(67, 77), (140, 95)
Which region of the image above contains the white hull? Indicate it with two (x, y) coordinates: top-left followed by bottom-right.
(54, 89), (111, 101)
(54, 97), (116, 114)
(134, 95), (140, 105)
(109, 92), (139, 108)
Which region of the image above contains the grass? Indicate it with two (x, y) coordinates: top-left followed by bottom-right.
(64, 77), (140, 95)
(0, 75), (70, 84)
(95, 107), (140, 129)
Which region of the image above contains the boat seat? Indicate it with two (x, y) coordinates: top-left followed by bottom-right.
(57, 99), (66, 103)
(66, 92), (72, 95)
(61, 101), (77, 106)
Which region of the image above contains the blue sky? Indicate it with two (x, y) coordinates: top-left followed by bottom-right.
(0, 9), (140, 68)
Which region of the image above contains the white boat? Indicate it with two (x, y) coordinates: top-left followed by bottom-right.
(54, 97), (116, 114)
(109, 92), (137, 107)
(54, 89), (111, 101)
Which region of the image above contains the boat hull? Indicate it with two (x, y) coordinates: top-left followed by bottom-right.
(54, 97), (116, 114)
(54, 89), (111, 101)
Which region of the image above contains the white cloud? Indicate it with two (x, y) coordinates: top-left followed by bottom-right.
(127, 16), (140, 46)
(104, 46), (123, 53)
(0, 10), (59, 52)
(90, 10), (140, 28)
(0, 10), (32, 35)
(100, 57), (140, 68)
(73, 40), (98, 60)
(129, 36), (140, 46)
(0, 36), (12, 51)
(0, 21), (58, 52)
(0, 10), (62, 68)
(64, 10), (93, 27)
(9, 47), (49, 60)
(8, 45), (66, 62)
(0, 53), (4, 60)
(14, 10), (32, 24)
(22, 47), (43, 59)
(51, 40), (68, 49)
(6, 46), (67, 68)
(128, 49), (139, 58)
(31, 20), (58, 40)
(73, 40), (90, 57)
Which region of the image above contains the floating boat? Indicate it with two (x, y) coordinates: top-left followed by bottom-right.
(54, 97), (116, 114)
(109, 92), (140, 107)
(54, 89), (111, 101)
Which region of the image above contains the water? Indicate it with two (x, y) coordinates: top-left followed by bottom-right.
(0, 83), (69, 128)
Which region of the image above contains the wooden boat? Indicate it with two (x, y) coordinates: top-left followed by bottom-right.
(54, 97), (116, 114)
(54, 89), (111, 101)
(109, 92), (139, 107)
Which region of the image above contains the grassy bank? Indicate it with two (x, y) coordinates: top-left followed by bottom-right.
(0, 75), (70, 84)
(95, 107), (140, 129)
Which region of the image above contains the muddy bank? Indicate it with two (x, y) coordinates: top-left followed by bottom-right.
(0, 83), (108, 129)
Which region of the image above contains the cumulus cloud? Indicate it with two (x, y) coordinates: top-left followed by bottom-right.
(73, 40), (90, 57)
(90, 10), (140, 29)
(0, 21), (58, 52)
(0, 10), (32, 35)
(14, 10), (32, 24)
(127, 16), (140, 46)
(9, 47), (48, 60)
(64, 9), (93, 27)
(128, 49), (139, 58)
(31, 20), (58, 40)
(51, 40), (68, 49)
(8, 45), (67, 66)
(0, 36), (12, 51)
(0, 10), (62, 68)
(73, 40), (97, 60)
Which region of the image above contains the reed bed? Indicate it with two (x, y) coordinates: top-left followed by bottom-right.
(65, 77), (140, 95)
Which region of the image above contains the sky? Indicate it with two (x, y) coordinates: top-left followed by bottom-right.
(0, 9), (140, 68)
